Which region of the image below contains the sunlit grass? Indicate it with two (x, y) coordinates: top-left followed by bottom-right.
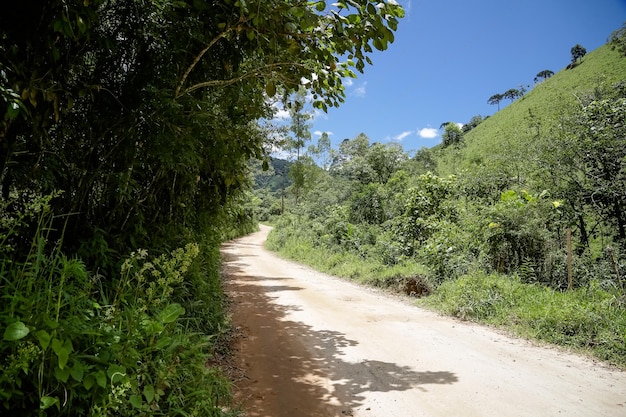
(265, 228), (427, 285)
(419, 273), (626, 368)
(437, 45), (626, 176)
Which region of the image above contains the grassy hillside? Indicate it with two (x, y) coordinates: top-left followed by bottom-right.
(437, 44), (626, 176)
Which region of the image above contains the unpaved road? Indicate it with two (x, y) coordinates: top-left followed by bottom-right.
(222, 225), (626, 417)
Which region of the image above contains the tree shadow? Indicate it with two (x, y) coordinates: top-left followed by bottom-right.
(223, 244), (458, 417)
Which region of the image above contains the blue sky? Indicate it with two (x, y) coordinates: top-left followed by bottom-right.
(279, 0), (626, 153)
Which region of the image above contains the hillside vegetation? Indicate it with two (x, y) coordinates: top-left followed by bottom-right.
(260, 36), (626, 368)
(437, 44), (626, 176)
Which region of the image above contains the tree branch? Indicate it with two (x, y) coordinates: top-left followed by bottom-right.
(175, 23), (239, 98)
(175, 62), (310, 98)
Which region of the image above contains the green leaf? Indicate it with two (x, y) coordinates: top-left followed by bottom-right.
(130, 394), (143, 408)
(40, 396), (59, 411)
(154, 335), (172, 349)
(6, 101), (21, 120)
(315, 1), (326, 12)
(158, 303), (185, 324)
(143, 384), (155, 403)
(76, 16), (87, 34)
(95, 370), (107, 388)
(4, 321), (30, 341)
(265, 81), (276, 97)
(36, 329), (51, 349)
(107, 364), (126, 383)
(70, 361), (85, 382)
(54, 365), (70, 383)
(51, 338), (73, 369)
(83, 374), (95, 390)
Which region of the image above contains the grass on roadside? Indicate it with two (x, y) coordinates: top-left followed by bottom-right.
(420, 273), (626, 368)
(266, 227), (626, 369)
(265, 225), (428, 286)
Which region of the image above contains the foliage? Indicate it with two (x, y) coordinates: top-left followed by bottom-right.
(571, 44), (587, 63)
(534, 69), (554, 83)
(0, 195), (234, 416)
(1, 0), (405, 414)
(441, 122), (464, 148)
(488, 93), (503, 110)
(608, 21), (626, 56)
(395, 173), (457, 256)
(484, 190), (561, 281)
(260, 39), (626, 367)
(420, 273), (626, 367)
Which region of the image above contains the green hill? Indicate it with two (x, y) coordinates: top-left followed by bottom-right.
(436, 44), (626, 178)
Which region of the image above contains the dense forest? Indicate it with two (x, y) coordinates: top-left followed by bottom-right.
(0, 1), (404, 415)
(257, 31), (626, 367)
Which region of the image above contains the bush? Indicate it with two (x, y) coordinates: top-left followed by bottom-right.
(0, 195), (234, 416)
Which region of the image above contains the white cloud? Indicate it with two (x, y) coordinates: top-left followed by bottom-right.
(314, 130), (334, 137)
(418, 127), (438, 139)
(353, 81), (367, 97)
(393, 130), (413, 141)
(343, 78), (354, 87)
(273, 108), (290, 121)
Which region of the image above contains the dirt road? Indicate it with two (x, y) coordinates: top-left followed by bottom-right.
(222, 225), (626, 417)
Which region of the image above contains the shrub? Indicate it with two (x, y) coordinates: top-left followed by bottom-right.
(0, 195), (234, 416)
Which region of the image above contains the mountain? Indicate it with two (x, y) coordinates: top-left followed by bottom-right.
(435, 44), (626, 177)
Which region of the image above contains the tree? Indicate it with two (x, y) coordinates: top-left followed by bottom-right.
(284, 88), (313, 205)
(534, 69), (554, 83)
(488, 93), (504, 110)
(330, 133), (371, 174)
(308, 132), (333, 171)
(0, 0), (404, 261)
(411, 147), (438, 174)
(441, 122), (463, 148)
(503, 88), (521, 102)
(365, 142), (407, 184)
(571, 44), (587, 63)
(462, 115), (484, 133)
(537, 82), (626, 249)
(608, 22), (626, 56)
(577, 85), (626, 241)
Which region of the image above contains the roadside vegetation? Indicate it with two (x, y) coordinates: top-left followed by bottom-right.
(258, 32), (626, 368)
(0, 1), (403, 415)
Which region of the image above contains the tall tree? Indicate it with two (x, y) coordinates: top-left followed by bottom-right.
(503, 88), (521, 102)
(286, 88), (312, 205)
(441, 122), (463, 148)
(309, 132), (333, 171)
(0, 0), (404, 262)
(488, 93), (503, 110)
(571, 44), (587, 63)
(534, 69), (554, 83)
(608, 22), (626, 56)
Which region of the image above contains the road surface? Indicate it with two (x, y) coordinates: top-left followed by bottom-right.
(222, 225), (626, 417)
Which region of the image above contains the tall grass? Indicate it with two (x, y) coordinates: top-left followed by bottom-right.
(0, 194), (237, 416)
(267, 219), (626, 368)
(419, 273), (626, 367)
(266, 217), (428, 286)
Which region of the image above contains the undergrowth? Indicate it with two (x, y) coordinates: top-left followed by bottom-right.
(0, 194), (238, 416)
(420, 273), (626, 368)
(267, 223), (626, 368)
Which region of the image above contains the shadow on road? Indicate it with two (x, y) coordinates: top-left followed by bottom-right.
(222, 245), (458, 417)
